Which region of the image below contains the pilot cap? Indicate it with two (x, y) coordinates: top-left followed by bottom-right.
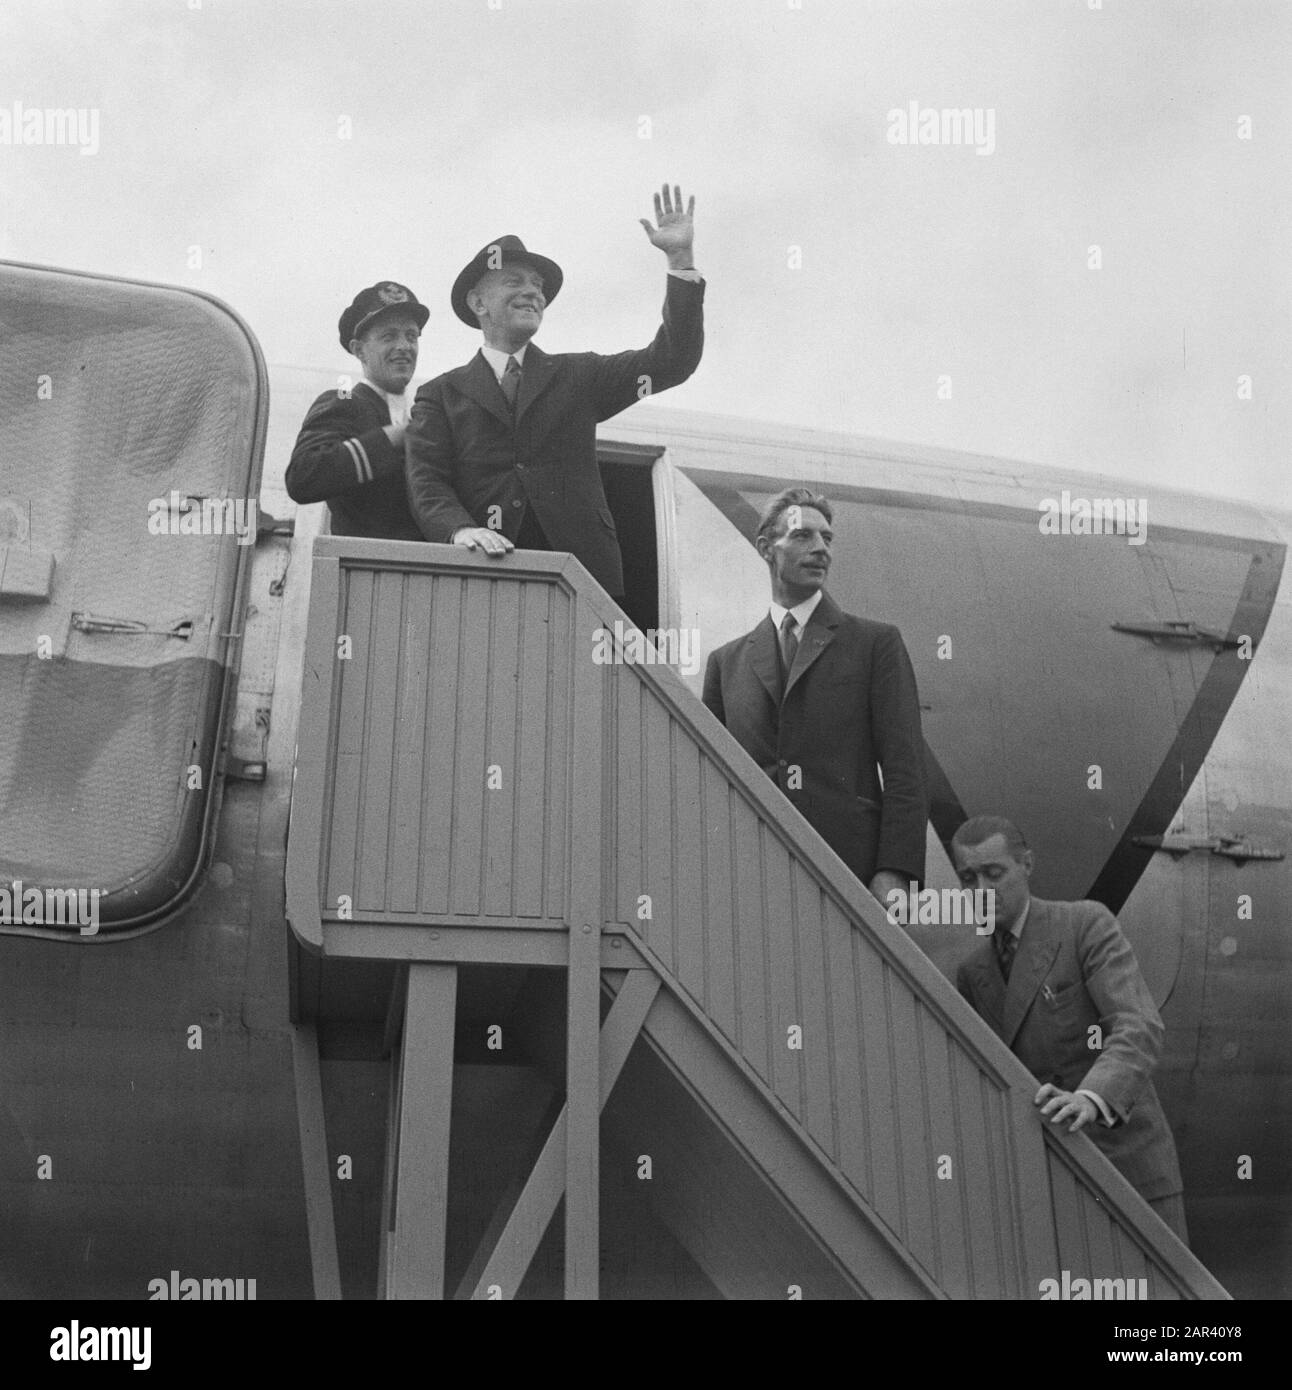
(339, 282), (429, 349)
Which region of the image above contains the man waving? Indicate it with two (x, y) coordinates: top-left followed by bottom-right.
(404, 185), (705, 598)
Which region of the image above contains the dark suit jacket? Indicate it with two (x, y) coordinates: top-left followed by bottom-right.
(702, 593), (928, 886)
(956, 897), (1184, 1202)
(286, 381), (422, 540)
(404, 275), (705, 596)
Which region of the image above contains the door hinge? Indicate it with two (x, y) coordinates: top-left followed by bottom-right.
(1132, 832), (1284, 864)
(224, 756), (267, 783)
(1111, 620), (1242, 652)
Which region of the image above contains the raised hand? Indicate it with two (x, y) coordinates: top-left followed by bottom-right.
(639, 183), (695, 265)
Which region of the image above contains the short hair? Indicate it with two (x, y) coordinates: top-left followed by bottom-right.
(951, 815), (1030, 861)
(756, 487), (833, 542)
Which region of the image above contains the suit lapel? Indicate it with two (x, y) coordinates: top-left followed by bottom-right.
(783, 593), (840, 701)
(965, 948), (1007, 1039)
(451, 351), (514, 430)
(745, 615), (782, 709)
(514, 344), (557, 425)
(1001, 899), (1060, 1047)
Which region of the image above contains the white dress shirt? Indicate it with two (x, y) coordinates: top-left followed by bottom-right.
(768, 588), (823, 636)
(479, 341), (531, 383)
(360, 378), (409, 428)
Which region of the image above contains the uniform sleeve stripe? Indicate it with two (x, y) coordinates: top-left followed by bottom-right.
(342, 438), (366, 486)
(353, 438), (373, 484)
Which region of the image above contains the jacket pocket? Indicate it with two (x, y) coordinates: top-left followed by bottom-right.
(1042, 978), (1089, 1028)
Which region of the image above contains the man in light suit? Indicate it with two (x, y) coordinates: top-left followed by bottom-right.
(287, 281), (429, 539)
(403, 185), (705, 599)
(702, 488), (929, 902)
(952, 815), (1187, 1241)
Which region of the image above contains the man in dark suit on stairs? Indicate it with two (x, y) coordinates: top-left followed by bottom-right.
(702, 487), (929, 904)
(403, 185), (705, 599)
(951, 814), (1188, 1242)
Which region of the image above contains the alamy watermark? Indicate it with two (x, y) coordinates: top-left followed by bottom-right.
(1039, 1270), (1148, 1300)
(886, 884), (996, 933)
(147, 1270), (257, 1300)
(887, 102), (996, 156)
(591, 620), (702, 677)
(0, 879), (100, 935)
(1038, 490), (1147, 545)
(147, 492), (258, 546)
(50, 1324), (149, 1370)
(0, 101), (100, 155)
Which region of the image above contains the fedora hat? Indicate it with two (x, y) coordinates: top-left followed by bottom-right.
(451, 235), (563, 328)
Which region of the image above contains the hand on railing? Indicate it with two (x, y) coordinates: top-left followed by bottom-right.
(452, 526), (515, 556)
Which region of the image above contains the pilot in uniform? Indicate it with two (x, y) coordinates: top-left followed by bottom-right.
(287, 281), (429, 539)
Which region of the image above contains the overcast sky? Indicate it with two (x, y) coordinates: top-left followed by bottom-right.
(3, 0), (1288, 509)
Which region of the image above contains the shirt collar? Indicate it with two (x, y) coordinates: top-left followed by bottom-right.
(1007, 898), (1031, 941)
(360, 378), (408, 426)
(480, 342), (530, 380)
(769, 588), (823, 632)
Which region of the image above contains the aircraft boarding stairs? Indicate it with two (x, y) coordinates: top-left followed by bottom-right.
(285, 538), (1228, 1300)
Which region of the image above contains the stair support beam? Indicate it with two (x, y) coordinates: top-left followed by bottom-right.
(464, 969), (661, 1299)
(381, 962), (458, 1299)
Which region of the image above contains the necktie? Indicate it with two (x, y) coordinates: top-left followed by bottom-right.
(501, 355), (522, 409)
(994, 927), (1017, 982)
(779, 613), (799, 690)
